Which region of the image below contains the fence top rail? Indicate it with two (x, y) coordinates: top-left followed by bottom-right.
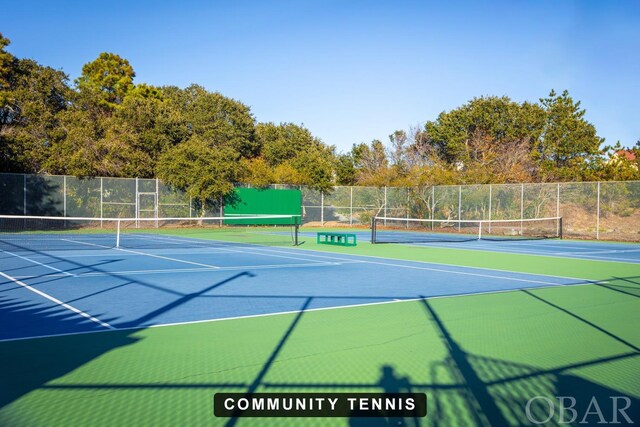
(1, 172), (639, 189)
(0, 214), (301, 222)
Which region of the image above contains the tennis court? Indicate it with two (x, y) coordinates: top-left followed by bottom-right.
(1, 215), (639, 426)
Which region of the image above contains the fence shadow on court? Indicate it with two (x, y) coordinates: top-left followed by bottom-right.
(0, 294), (135, 409)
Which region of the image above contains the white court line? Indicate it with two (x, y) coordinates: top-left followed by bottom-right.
(0, 271), (114, 330)
(241, 245), (612, 284)
(134, 234), (339, 266)
(61, 238), (112, 249)
(556, 248), (640, 255)
(0, 249), (75, 276)
(459, 242), (640, 258)
(549, 253), (640, 263)
(115, 247), (222, 269)
(0, 279), (599, 343)
(11, 261), (360, 279)
(236, 247), (572, 286)
(418, 243), (640, 263)
(16, 248), (245, 259)
(66, 236), (222, 269)
(63, 238), (223, 270)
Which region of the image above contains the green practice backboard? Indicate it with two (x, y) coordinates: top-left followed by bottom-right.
(223, 188), (302, 225)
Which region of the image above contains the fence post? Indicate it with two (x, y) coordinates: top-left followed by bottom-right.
(63, 175), (67, 217)
(406, 187), (410, 228)
(135, 177), (139, 228)
(23, 174), (26, 215)
(520, 183), (524, 234)
(431, 186), (435, 230)
(557, 183), (560, 237)
(488, 184), (492, 232)
(458, 185), (462, 231)
(100, 178), (103, 227)
(155, 178), (159, 227)
(384, 186), (387, 225)
(596, 181), (600, 240)
(350, 186), (353, 226)
(321, 191), (324, 226)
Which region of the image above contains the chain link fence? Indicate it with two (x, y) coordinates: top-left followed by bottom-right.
(1, 173), (638, 241)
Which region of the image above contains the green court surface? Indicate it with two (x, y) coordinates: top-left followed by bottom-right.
(1, 230), (639, 426)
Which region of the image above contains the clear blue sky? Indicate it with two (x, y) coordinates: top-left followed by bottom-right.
(2, 0), (639, 152)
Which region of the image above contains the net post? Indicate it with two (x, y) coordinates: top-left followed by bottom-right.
(116, 219), (121, 248)
(478, 220), (482, 240)
(559, 217), (563, 240)
(371, 216), (376, 244)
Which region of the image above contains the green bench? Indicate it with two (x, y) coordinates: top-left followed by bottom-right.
(317, 232), (357, 247)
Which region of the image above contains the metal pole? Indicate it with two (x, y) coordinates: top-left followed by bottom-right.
(556, 183), (560, 237)
(350, 186), (353, 226)
(520, 183), (524, 234)
(596, 182), (600, 240)
(63, 175), (67, 217)
(488, 184), (492, 233)
(458, 185), (462, 231)
(23, 174), (26, 215)
(406, 187), (410, 228)
(155, 179), (159, 227)
(431, 186), (435, 230)
(320, 191), (324, 226)
(100, 178), (103, 227)
(384, 186), (387, 225)
(135, 177), (139, 228)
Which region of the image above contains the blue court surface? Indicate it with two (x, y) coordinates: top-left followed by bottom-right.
(301, 230), (640, 263)
(1, 233), (621, 342)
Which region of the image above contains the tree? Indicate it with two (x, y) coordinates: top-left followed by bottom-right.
(0, 33), (13, 89)
(241, 157), (276, 188)
(537, 90), (604, 180)
(597, 141), (640, 181)
(163, 84), (258, 158)
(420, 96), (544, 168)
(335, 153), (356, 185)
(156, 136), (243, 214)
(351, 140), (394, 186)
(291, 144), (335, 191)
(1, 58), (71, 173)
(257, 122), (324, 166)
(254, 122), (336, 190)
(75, 52), (135, 110)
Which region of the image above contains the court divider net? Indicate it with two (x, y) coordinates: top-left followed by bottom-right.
(371, 216), (562, 244)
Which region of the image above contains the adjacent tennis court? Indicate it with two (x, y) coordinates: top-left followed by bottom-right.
(1, 214), (639, 426)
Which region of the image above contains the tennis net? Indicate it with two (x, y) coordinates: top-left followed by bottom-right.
(371, 216), (562, 244)
(0, 214), (301, 252)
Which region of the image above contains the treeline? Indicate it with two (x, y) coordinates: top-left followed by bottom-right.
(1, 33), (638, 206)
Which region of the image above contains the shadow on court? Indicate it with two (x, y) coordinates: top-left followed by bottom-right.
(0, 270), (253, 415)
(1, 246), (639, 426)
